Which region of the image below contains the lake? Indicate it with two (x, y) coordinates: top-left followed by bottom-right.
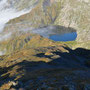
(31, 25), (77, 42)
(49, 32), (77, 41)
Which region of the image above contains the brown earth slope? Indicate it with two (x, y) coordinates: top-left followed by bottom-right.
(0, 34), (90, 90)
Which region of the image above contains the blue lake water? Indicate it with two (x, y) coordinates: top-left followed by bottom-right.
(49, 32), (77, 42)
(31, 25), (77, 42)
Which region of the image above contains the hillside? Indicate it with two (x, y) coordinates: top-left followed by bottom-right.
(0, 34), (90, 90)
(0, 0), (90, 89)
(1, 0), (90, 49)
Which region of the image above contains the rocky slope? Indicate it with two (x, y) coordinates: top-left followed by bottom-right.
(0, 34), (90, 90)
(7, 0), (39, 10)
(55, 0), (90, 42)
(3, 0), (61, 32)
(1, 0), (89, 48)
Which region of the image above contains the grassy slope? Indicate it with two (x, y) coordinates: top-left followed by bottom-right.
(0, 34), (90, 89)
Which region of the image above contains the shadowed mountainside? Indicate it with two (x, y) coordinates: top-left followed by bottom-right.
(0, 35), (90, 89)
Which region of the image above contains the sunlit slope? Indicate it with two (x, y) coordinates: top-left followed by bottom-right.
(3, 0), (61, 32)
(0, 0), (39, 32)
(0, 32), (66, 55)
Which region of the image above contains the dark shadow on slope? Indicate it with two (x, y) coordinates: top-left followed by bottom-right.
(36, 53), (53, 59)
(73, 48), (90, 59)
(0, 61), (48, 88)
(63, 47), (90, 60)
(0, 47), (90, 89)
